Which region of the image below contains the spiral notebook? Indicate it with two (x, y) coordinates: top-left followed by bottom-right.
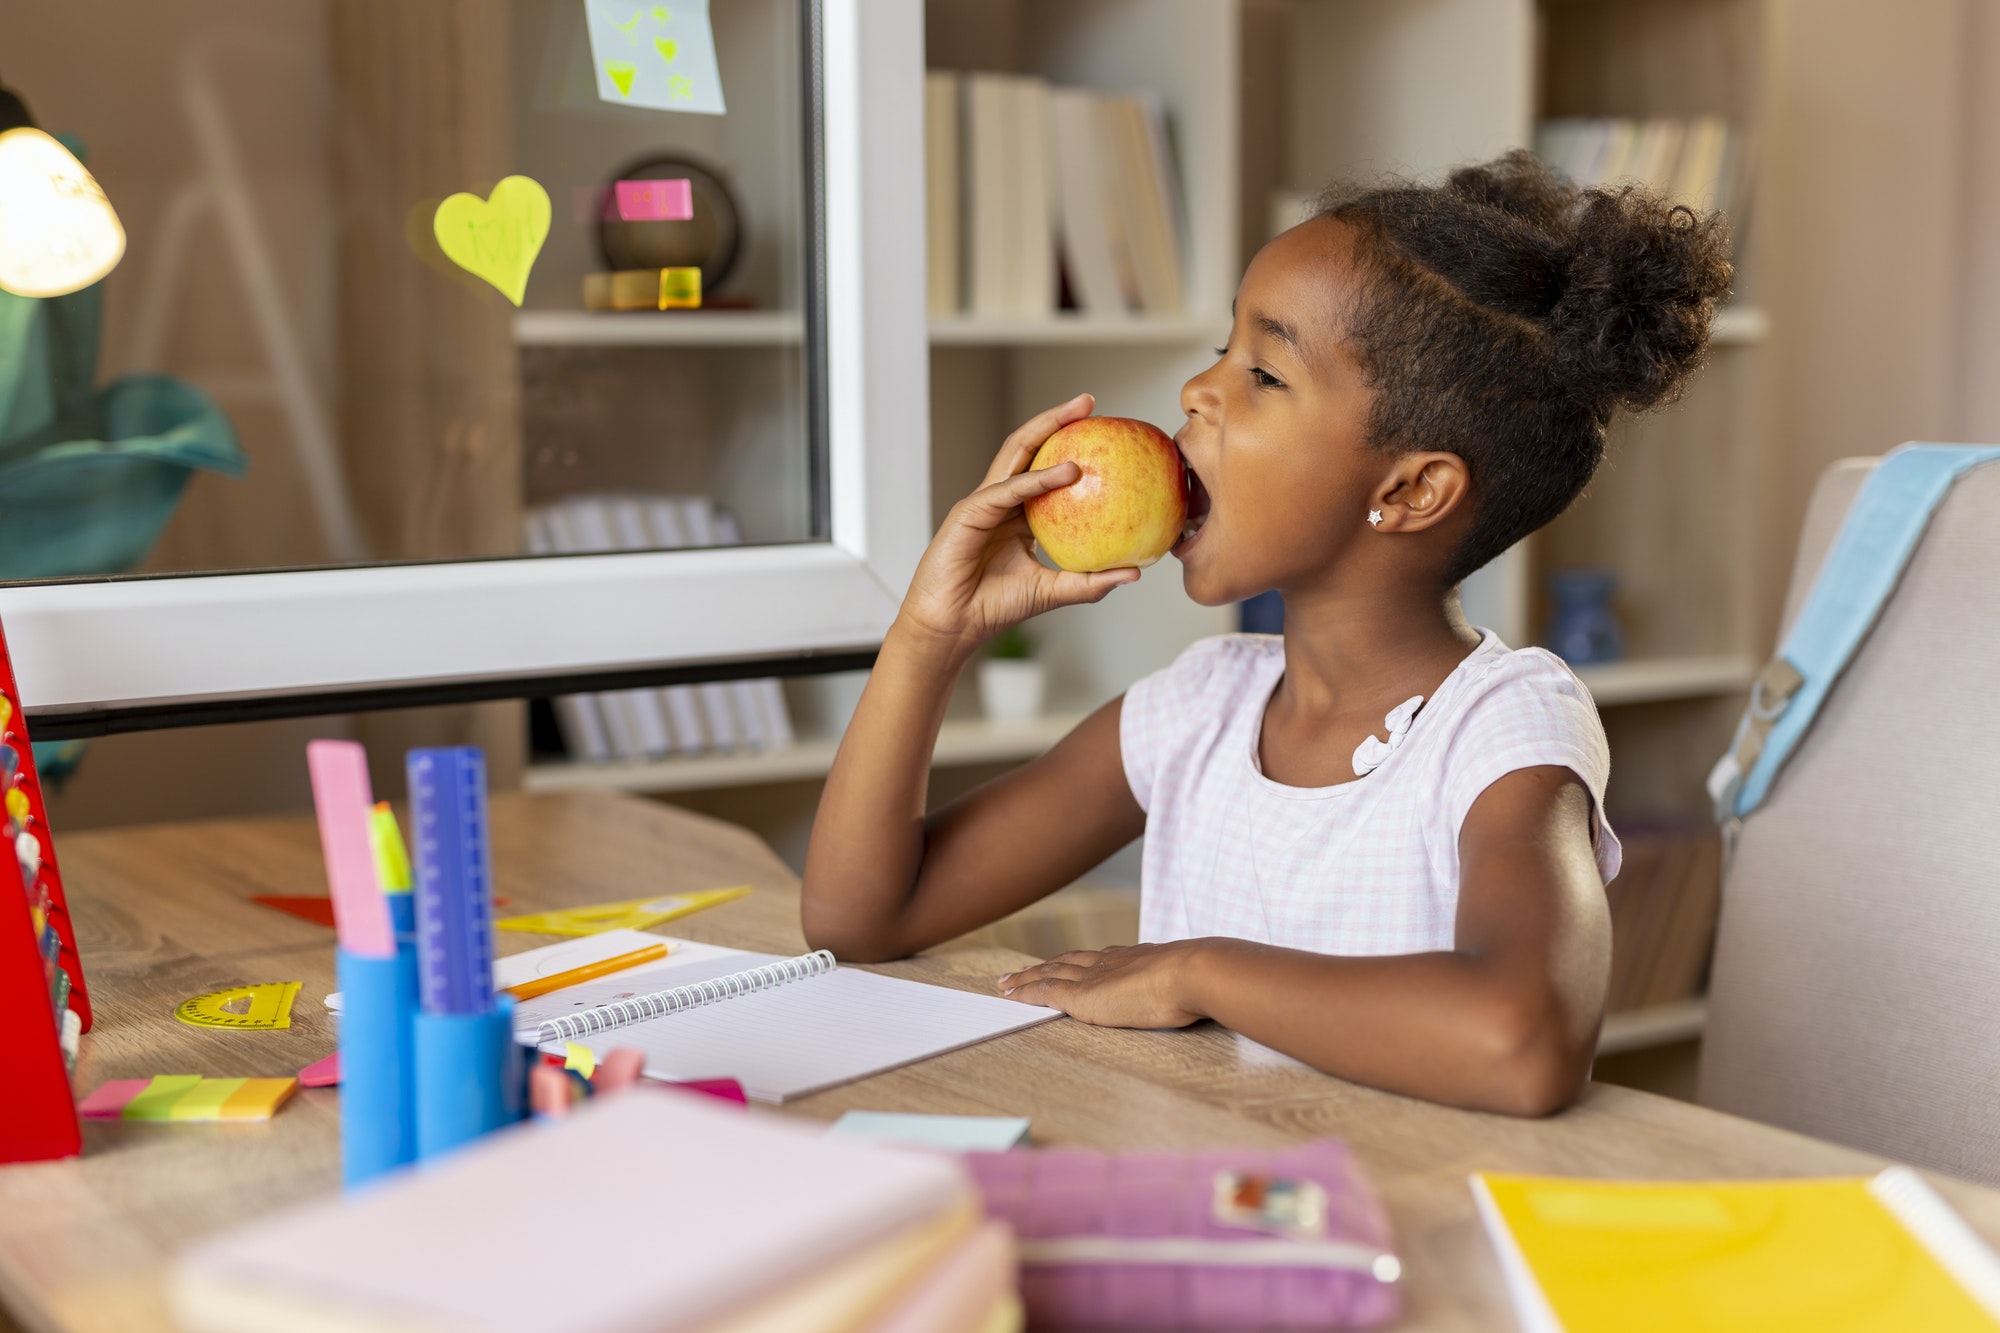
(509, 934), (1057, 1102)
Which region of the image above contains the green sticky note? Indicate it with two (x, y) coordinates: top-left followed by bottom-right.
(122, 1075), (204, 1121)
(168, 1078), (248, 1122)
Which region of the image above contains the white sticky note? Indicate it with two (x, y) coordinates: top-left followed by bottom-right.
(827, 1112), (1031, 1153)
(584, 0), (726, 116)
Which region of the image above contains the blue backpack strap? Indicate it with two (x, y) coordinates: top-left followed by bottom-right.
(1710, 443), (2000, 828)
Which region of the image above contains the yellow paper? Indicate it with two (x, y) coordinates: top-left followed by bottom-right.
(1476, 1172), (2000, 1333)
(174, 981), (303, 1030)
(563, 1042), (598, 1080)
(432, 175), (551, 306)
(496, 885), (750, 936)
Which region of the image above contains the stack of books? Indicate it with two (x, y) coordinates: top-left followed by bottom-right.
(925, 70), (1186, 319)
(1533, 115), (1749, 222)
(524, 493), (794, 765)
(172, 1091), (1022, 1333)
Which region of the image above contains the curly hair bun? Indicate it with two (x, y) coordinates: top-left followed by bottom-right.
(1548, 178), (1734, 413)
(1316, 149), (1735, 582)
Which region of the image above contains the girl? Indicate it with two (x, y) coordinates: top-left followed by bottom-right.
(801, 152), (1732, 1116)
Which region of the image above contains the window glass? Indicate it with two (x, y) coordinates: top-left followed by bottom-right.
(0, 0), (825, 585)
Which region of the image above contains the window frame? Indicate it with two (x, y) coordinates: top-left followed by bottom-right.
(0, 0), (929, 733)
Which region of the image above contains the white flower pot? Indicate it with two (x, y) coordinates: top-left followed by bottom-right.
(978, 659), (1046, 723)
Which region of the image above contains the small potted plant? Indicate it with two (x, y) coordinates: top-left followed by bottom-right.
(978, 625), (1046, 723)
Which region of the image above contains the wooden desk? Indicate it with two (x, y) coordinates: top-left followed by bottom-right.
(6, 792), (1999, 1332)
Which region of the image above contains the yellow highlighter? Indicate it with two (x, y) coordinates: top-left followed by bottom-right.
(368, 801), (412, 894)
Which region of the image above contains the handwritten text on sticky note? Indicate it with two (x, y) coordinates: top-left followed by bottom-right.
(432, 176), (552, 307)
(615, 178), (694, 222)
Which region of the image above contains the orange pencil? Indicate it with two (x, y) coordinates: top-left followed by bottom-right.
(503, 942), (670, 1002)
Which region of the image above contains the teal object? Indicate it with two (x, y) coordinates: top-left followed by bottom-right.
(0, 281), (244, 581)
(1713, 443), (2000, 821)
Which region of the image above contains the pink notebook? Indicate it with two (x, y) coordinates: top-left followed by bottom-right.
(171, 1091), (972, 1333)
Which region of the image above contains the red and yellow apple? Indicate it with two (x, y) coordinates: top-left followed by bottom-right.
(1023, 416), (1187, 572)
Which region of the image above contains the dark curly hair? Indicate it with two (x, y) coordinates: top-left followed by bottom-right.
(1316, 150), (1734, 583)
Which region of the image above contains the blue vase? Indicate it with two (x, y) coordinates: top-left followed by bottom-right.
(1544, 569), (1625, 665)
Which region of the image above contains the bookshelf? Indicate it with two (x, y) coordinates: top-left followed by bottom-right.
(527, 653), (1755, 799)
(526, 710), (1085, 796)
(928, 314), (1226, 348)
(513, 311), (806, 348)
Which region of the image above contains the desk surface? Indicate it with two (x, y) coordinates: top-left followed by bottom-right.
(5, 792), (1999, 1332)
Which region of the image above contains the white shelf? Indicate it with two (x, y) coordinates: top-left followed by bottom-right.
(1573, 654), (1757, 706)
(513, 310), (804, 347)
(1598, 998), (1708, 1056)
(1709, 305), (1769, 345)
(928, 313), (1225, 347)
(524, 711), (1088, 796)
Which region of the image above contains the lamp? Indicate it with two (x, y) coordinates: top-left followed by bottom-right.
(0, 80), (124, 298)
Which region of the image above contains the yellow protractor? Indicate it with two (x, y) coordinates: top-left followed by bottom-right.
(173, 982), (303, 1031)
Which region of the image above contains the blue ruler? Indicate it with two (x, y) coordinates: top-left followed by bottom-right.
(408, 747), (495, 1015)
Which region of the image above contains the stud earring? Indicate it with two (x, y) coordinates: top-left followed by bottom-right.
(1368, 510), (1383, 527)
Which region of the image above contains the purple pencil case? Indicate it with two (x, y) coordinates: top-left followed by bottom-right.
(964, 1139), (1401, 1329)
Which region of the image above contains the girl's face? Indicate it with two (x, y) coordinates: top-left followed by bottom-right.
(1172, 216), (1383, 607)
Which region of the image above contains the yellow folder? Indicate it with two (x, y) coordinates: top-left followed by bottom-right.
(1472, 1169), (2000, 1333)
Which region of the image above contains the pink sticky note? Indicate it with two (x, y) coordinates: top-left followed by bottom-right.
(306, 741), (393, 958)
(78, 1078), (151, 1119)
(298, 1052), (341, 1088)
(615, 178), (693, 222)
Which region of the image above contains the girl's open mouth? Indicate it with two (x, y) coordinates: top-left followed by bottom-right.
(1176, 463), (1211, 554)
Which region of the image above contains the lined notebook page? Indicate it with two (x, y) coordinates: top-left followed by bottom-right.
(530, 951), (1057, 1102)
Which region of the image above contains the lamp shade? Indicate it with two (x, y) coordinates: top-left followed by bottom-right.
(0, 128), (125, 298)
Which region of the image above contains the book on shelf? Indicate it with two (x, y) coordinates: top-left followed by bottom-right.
(923, 71), (961, 314)
(1534, 114), (1749, 221)
(930, 68), (1186, 320)
(522, 494), (796, 766)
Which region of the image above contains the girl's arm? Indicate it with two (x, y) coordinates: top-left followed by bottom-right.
(998, 765), (1613, 1116)
(801, 396), (1149, 962)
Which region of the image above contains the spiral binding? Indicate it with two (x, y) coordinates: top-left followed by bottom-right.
(534, 950), (837, 1045)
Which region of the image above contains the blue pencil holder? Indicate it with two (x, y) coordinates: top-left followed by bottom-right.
(413, 996), (524, 1161)
(335, 939), (418, 1189)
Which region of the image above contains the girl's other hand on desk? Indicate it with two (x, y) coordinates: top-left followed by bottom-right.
(999, 942), (1207, 1029)
(898, 393), (1139, 658)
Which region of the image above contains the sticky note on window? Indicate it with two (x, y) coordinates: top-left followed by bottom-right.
(614, 178), (693, 222)
(827, 1112), (1031, 1153)
(585, 0), (726, 115)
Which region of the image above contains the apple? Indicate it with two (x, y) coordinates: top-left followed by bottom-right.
(1023, 416), (1188, 572)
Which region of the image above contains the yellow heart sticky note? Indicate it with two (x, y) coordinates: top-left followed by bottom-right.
(605, 61), (637, 97)
(431, 175), (551, 307)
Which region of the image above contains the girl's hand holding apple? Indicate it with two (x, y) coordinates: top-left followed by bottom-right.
(894, 393), (1143, 659)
